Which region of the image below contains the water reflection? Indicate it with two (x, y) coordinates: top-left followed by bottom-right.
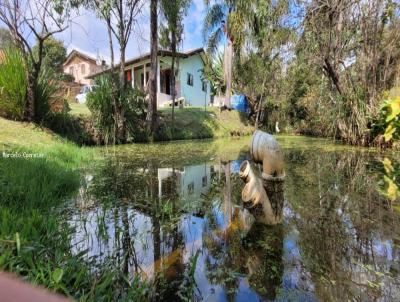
(65, 141), (400, 301)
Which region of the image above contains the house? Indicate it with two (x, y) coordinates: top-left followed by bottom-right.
(63, 49), (107, 85)
(157, 163), (212, 200)
(87, 48), (211, 108)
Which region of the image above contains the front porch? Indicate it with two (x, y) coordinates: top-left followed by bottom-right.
(124, 58), (181, 108)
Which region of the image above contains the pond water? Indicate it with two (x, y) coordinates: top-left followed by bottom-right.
(64, 136), (400, 301)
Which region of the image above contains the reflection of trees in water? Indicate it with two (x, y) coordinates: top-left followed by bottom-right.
(74, 157), (188, 300)
(202, 206), (284, 301)
(201, 162), (285, 301)
(285, 150), (400, 301)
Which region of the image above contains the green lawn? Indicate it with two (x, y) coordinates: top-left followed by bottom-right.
(66, 103), (254, 141)
(157, 106), (254, 140)
(68, 102), (91, 116)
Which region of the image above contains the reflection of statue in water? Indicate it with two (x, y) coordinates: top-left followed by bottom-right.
(204, 207), (284, 301)
(239, 130), (285, 225)
(243, 222), (284, 300)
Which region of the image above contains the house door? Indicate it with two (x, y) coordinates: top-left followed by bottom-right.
(161, 69), (171, 95)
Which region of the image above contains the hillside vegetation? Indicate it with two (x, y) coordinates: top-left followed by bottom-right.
(157, 107), (254, 141)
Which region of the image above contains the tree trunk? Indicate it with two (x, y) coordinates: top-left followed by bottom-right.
(146, 0), (158, 134)
(106, 17), (117, 144)
(115, 43), (126, 142)
(25, 74), (36, 121)
(171, 33), (177, 138)
(117, 0), (126, 142)
(107, 18), (114, 70)
(224, 39), (233, 107)
(255, 97), (262, 129)
(24, 43), (43, 122)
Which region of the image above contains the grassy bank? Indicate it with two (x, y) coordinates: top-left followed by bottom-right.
(69, 103), (254, 142)
(0, 117), (92, 166)
(157, 107), (254, 141)
(0, 117), (149, 301)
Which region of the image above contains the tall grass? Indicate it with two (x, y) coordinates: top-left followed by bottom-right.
(0, 47), (27, 120)
(87, 74), (148, 144)
(35, 65), (60, 120)
(86, 75), (117, 144)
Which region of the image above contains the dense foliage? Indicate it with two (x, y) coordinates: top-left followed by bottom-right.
(32, 37), (67, 73)
(0, 47), (27, 120)
(0, 47), (63, 122)
(203, 0), (400, 146)
(375, 96), (400, 144)
(87, 74), (147, 144)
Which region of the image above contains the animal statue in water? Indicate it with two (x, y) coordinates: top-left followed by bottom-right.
(239, 130), (285, 225)
(239, 160), (282, 225)
(250, 130), (285, 180)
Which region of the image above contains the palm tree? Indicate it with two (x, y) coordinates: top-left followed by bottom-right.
(160, 0), (191, 138)
(203, 0), (249, 107)
(200, 52), (226, 103)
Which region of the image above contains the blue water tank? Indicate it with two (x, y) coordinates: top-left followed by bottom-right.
(231, 94), (249, 113)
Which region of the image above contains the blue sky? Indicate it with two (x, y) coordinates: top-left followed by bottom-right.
(51, 0), (206, 63)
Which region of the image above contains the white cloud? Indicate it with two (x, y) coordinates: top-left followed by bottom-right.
(43, 1), (204, 63)
(183, 0), (206, 50)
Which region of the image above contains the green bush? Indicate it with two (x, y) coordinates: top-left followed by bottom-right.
(373, 96), (400, 143)
(122, 85), (148, 142)
(0, 47), (27, 120)
(35, 65), (60, 121)
(0, 47), (58, 122)
(44, 111), (96, 145)
(87, 74), (147, 144)
(60, 72), (75, 82)
(86, 75), (116, 144)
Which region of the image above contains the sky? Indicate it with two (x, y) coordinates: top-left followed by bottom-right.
(52, 0), (206, 63)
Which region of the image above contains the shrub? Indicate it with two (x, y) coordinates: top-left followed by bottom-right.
(87, 74), (148, 144)
(122, 85), (148, 142)
(35, 65), (60, 121)
(0, 47), (27, 120)
(60, 72), (75, 82)
(86, 75), (116, 144)
(373, 96), (400, 144)
(381, 96), (400, 142)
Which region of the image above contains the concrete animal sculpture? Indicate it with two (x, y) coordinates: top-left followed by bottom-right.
(239, 160), (282, 225)
(250, 130), (285, 180)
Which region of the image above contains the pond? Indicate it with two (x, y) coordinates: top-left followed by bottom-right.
(63, 136), (400, 301)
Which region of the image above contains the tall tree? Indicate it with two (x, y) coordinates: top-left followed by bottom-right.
(160, 0), (191, 135)
(33, 37), (67, 73)
(146, 0), (158, 134)
(87, 0), (144, 141)
(301, 0), (400, 144)
(203, 0), (250, 107)
(0, 0), (69, 121)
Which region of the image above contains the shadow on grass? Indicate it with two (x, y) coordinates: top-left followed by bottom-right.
(44, 112), (97, 146)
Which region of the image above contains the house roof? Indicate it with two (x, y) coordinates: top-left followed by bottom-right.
(63, 49), (99, 67)
(86, 48), (204, 79)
